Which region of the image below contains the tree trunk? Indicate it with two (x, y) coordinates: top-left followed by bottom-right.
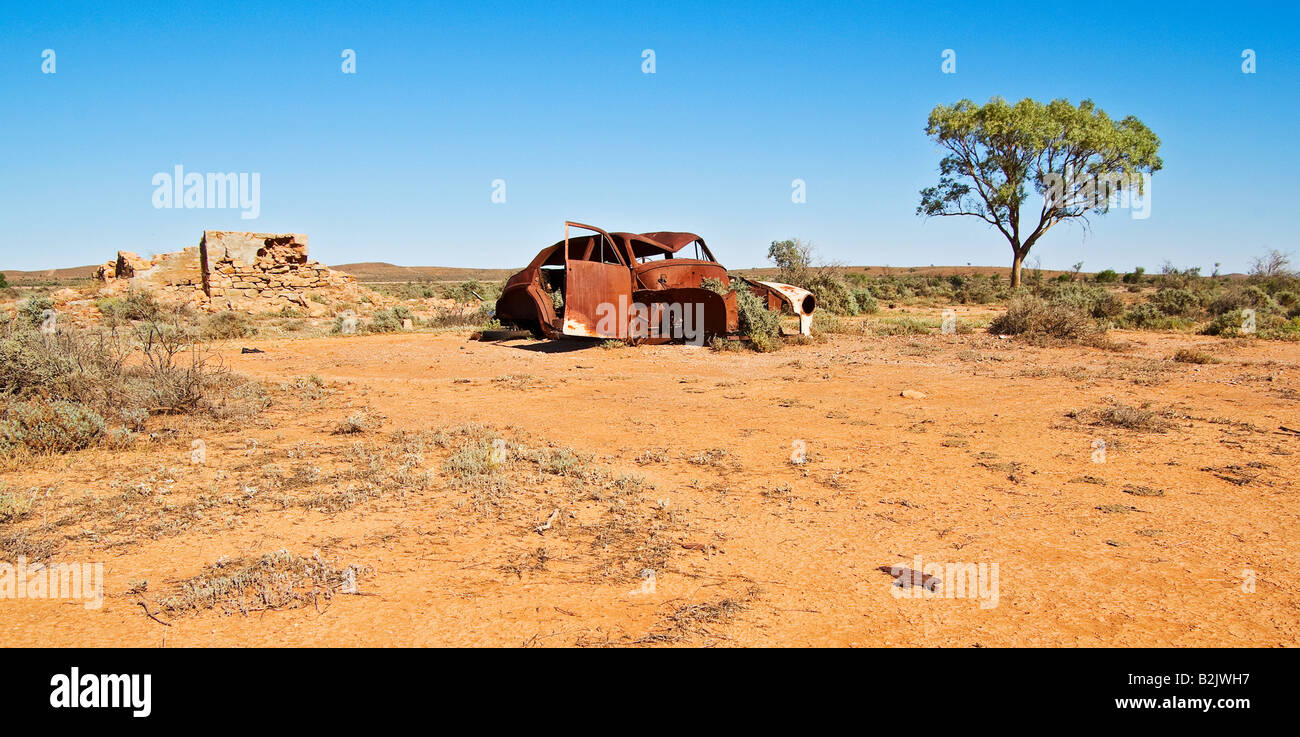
(1010, 251), (1024, 288)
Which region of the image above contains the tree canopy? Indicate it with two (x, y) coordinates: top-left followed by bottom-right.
(918, 97), (1162, 286)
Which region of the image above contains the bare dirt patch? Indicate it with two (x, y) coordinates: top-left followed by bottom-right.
(2, 323), (1297, 646)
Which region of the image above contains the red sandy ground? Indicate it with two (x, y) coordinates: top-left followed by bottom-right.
(2, 314), (1297, 646)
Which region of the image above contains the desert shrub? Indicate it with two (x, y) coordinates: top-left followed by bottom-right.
(160, 550), (367, 615)
(1122, 267), (1146, 284)
(1206, 285), (1275, 317)
(0, 398), (107, 454)
(1087, 291), (1125, 319)
(0, 488), (35, 522)
(868, 315), (936, 335)
(0, 313), (262, 455)
(1120, 303), (1178, 330)
(1035, 282), (1123, 319)
(951, 276), (1003, 304)
(989, 295), (1099, 341)
(708, 336), (744, 352)
(1172, 348), (1218, 364)
(1094, 269), (1119, 283)
(852, 289), (879, 313)
(367, 309), (404, 333)
(442, 280), (502, 303)
(18, 296), (54, 327)
(732, 282), (782, 351)
(1149, 288), (1200, 317)
(96, 289), (162, 326)
(1067, 402), (1170, 432)
(808, 275), (859, 316)
(201, 310), (255, 340)
(1202, 309), (1252, 337)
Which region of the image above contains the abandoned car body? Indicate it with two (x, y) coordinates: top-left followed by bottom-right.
(495, 222), (816, 343)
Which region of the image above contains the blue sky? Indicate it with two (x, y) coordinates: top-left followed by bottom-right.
(2, 0), (1296, 273)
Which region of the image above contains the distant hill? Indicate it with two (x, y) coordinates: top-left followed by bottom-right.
(2, 265), (100, 283)
(328, 262), (516, 283)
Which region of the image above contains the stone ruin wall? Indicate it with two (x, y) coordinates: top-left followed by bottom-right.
(97, 231), (359, 314)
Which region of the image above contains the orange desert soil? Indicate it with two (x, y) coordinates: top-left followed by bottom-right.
(3, 319), (1298, 647)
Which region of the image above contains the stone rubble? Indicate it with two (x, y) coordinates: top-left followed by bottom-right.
(95, 231), (367, 315)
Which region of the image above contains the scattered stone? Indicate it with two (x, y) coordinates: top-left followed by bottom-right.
(900, 389), (927, 399)
(94, 230), (366, 314)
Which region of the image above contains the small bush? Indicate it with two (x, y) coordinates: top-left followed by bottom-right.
(18, 297), (54, 327)
(989, 295), (1098, 341)
(732, 281), (782, 351)
(1207, 286), (1274, 316)
(97, 289), (162, 325)
(201, 311), (255, 340)
(0, 398), (107, 454)
(0, 489), (35, 522)
(1150, 288), (1200, 317)
(1122, 267), (1146, 284)
(1094, 269), (1119, 283)
(366, 309), (405, 333)
(1172, 348), (1218, 364)
(852, 289), (879, 313)
(1068, 402), (1169, 432)
(868, 316), (935, 335)
(1201, 309), (1252, 337)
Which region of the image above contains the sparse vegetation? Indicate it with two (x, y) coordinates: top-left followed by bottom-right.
(1068, 402), (1170, 432)
(158, 550), (370, 616)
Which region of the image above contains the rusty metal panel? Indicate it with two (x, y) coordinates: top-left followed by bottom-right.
(562, 260), (632, 338)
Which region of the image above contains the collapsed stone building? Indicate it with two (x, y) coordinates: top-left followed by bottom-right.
(96, 231), (361, 315)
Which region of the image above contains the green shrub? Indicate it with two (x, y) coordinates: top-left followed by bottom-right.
(18, 296), (54, 327)
(202, 311), (255, 340)
(1, 313), (262, 455)
(97, 289), (162, 325)
(1121, 303), (1170, 330)
(869, 316), (936, 335)
(442, 280), (503, 303)
(809, 277), (859, 316)
(989, 295), (1099, 341)
(852, 289), (879, 313)
(1122, 267), (1146, 284)
(0, 398), (107, 454)
(0, 489), (34, 522)
(1150, 288), (1200, 317)
(1206, 286), (1275, 316)
(367, 309), (404, 333)
(1202, 309), (1252, 337)
(732, 281), (782, 351)
(1094, 269), (1119, 283)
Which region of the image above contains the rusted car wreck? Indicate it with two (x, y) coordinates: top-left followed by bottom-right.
(495, 222), (815, 344)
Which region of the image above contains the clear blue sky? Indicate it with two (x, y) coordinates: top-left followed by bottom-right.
(2, 0), (1296, 273)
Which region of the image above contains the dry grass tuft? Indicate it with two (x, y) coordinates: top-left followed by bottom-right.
(1067, 402), (1171, 432)
(1172, 348), (1219, 364)
(158, 550), (370, 616)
